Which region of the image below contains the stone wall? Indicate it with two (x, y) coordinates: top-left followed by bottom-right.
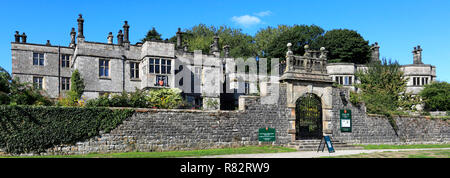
(331, 88), (449, 144)
(46, 84), (291, 155)
(41, 85), (449, 155)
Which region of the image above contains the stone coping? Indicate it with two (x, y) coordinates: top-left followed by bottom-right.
(108, 107), (243, 113)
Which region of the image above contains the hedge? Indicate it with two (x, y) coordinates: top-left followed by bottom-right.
(0, 105), (134, 154)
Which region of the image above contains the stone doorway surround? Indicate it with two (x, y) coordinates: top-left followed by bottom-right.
(280, 43), (334, 142)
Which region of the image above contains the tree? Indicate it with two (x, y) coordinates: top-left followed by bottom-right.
(70, 69), (85, 100)
(254, 25), (286, 58)
(264, 25), (325, 61)
(0, 66), (52, 106)
(312, 29), (371, 64)
(419, 81), (450, 111)
(0, 66), (11, 104)
(353, 59), (415, 114)
(141, 27), (163, 42)
(168, 24), (257, 58)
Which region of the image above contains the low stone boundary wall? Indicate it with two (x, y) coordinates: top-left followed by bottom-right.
(331, 88), (450, 145)
(41, 86), (449, 155)
(46, 85), (291, 155)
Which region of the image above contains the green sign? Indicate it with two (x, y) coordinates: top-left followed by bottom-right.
(258, 127), (276, 142)
(340, 109), (352, 132)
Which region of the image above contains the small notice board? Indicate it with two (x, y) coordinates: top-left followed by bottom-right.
(317, 136), (335, 153)
(340, 109), (352, 132)
(258, 127), (276, 142)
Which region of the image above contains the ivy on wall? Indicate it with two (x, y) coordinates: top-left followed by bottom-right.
(0, 105), (134, 154)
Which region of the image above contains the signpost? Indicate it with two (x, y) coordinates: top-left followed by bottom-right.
(340, 109), (352, 132)
(317, 136), (335, 153)
(258, 127), (276, 142)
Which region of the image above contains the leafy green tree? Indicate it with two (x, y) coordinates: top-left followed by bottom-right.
(354, 59), (415, 114)
(254, 25), (285, 58)
(264, 25), (325, 61)
(312, 29), (371, 64)
(419, 81), (450, 111)
(0, 66), (52, 106)
(141, 27), (163, 42)
(169, 24), (257, 58)
(0, 66), (11, 104)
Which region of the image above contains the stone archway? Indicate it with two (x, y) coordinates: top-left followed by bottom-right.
(280, 43), (334, 141)
(295, 93), (323, 140)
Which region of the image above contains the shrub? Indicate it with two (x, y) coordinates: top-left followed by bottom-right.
(419, 81), (450, 111)
(85, 88), (184, 109)
(0, 105), (134, 154)
(0, 66), (53, 106)
(146, 88), (183, 109)
(70, 69), (85, 100)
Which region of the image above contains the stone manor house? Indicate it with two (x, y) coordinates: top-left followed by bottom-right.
(11, 14), (436, 110)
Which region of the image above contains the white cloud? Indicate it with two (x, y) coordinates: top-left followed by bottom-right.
(231, 15), (261, 27)
(254, 11), (272, 17)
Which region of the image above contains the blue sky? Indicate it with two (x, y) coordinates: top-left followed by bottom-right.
(1, 0), (449, 82)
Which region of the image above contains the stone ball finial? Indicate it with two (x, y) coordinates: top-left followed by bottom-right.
(320, 47), (326, 51)
(304, 45), (309, 50)
(287, 43), (292, 47)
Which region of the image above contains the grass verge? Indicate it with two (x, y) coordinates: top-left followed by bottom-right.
(0, 146), (297, 158)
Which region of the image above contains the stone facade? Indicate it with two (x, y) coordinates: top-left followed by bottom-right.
(11, 14), (436, 109)
(326, 44), (436, 95)
(11, 14), (260, 109)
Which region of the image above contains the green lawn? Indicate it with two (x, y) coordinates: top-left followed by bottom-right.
(356, 144), (450, 150)
(0, 146), (297, 158)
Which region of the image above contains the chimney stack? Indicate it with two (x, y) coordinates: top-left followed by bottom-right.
(46, 40), (51, 46)
(117, 30), (124, 46)
(70, 28), (76, 47)
(370, 42), (380, 61)
(21, 33), (27, 43)
(223, 45), (230, 58)
(176, 27), (183, 49)
(183, 42), (189, 52)
(123, 21), (130, 44)
(77, 14), (85, 42)
(14, 31), (20, 43)
(413, 45), (423, 64)
(107, 32), (114, 44)
(210, 35), (220, 56)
